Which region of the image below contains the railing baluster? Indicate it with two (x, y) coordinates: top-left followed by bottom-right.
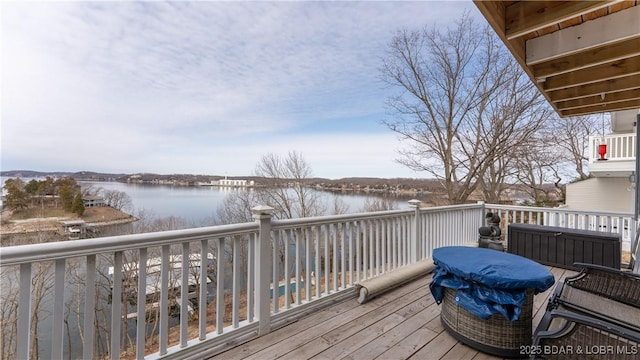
(233, 236), (241, 325)
(17, 263), (32, 360)
(84, 254), (96, 360)
(284, 229), (291, 309)
(372, 220), (377, 275)
(305, 227), (311, 301)
(216, 237), (224, 334)
(296, 229), (302, 305)
(53, 258), (66, 360)
(346, 222), (357, 284)
(136, 249), (146, 360)
(392, 217), (398, 269)
(402, 215), (408, 266)
(247, 233), (255, 322)
(381, 219), (387, 273)
(324, 225), (329, 295)
(160, 245), (169, 355)
(110, 253), (122, 360)
(340, 223), (346, 290)
(364, 221), (370, 280)
(375, 220), (381, 275)
(422, 212), (428, 259)
(200, 239), (208, 338)
(314, 225), (320, 298)
(272, 231), (279, 313)
(180, 242), (189, 347)
(333, 224), (338, 291)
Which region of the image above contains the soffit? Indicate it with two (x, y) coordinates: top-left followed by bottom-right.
(473, 0), (640, 117)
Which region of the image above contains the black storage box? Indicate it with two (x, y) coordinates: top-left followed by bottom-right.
(507, 223), (621, 270)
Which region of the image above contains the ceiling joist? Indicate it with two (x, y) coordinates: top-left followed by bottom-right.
(555, 89), (640, 111)
(505, 1), (616, 40)
(474, 1), (640, 118)
(560, 99), (640, 117)
(531, 37), (640, 79)
(543, 55), (640, 92)
(547, 74), (640, 103)
(526, 5), (640, 65)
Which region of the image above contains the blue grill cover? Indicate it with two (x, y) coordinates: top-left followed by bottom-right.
(430, 246), (555, 321)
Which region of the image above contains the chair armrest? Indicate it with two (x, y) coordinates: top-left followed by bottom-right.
(564, 263), (640, 308)
(533, 310), (640, 360)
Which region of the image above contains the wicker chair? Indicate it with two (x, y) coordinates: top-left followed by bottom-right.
(533, 263), (640, 360)
(533, 310), (640, 360)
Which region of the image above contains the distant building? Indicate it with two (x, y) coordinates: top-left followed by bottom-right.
(83, 195), (106, 207)
(217, 177), (255, 187)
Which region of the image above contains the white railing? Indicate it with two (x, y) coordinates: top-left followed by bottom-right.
(3, 201), (633, 360)
(588, 133), (636, 163)
(0, 201), (483, 360)
(486, 204), (636, 252)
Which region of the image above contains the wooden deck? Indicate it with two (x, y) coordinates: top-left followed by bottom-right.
(208, 266), (575, 360)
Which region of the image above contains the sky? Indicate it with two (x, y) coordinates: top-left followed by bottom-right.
(2, 1), (477, 179)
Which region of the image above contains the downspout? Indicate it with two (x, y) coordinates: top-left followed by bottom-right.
(634, 114), (640, 273)
(635, 113), (640, 219)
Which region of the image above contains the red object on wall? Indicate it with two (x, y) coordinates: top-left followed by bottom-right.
(598, 143), (607, 160)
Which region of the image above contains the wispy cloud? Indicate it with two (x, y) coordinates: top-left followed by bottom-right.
(2, 1), (475, 178)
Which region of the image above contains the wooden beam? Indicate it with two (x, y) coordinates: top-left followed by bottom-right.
(505, 1), (615, 40)
(532, 37), (640, 79)
(555, 88), (640, 111)
(559, 99), (640, 117)
(473, 1), (527, 65)
(543, 55), (640, 92)
(547, 74), (640, 102)
(526, 5), (640, 65)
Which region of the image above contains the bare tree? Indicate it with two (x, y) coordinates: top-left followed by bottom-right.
(254, 151), (325, 219)
(0, 266), (19, 359)
(329, 195), (350, 215)
(100, 189), (133, 212)
(216, 191), (258, 224)
(549, 114), (604, 182)
(512, 135), (564, 206)
(380, 12), (550, 204)
(360, 197), (397, 212)
(217, 151), (327, 306)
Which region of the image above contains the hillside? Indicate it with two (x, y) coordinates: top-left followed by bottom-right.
(1, 170), (438, 188)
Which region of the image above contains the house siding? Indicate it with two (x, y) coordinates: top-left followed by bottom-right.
(566, 177), (633, 213)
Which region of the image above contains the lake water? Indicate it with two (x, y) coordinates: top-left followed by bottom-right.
(78, 180), (412, 224)
(1, 178), (413, 359)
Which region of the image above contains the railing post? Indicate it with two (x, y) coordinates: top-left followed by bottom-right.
(477, 201), (485, 218)
(408, 199), (421, 263)
(252, 205), (274, 336)
(477, 201), (487, 245)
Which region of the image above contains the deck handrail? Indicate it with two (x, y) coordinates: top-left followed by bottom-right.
(1, 201), (634, 359)
(0, 222), (259, 265)
(485, 203), (635, 252)
(588, 133), (636, 163)
(2, 201), (484, 360)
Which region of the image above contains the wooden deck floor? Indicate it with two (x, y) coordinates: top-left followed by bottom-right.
(209, 266), (575, 360)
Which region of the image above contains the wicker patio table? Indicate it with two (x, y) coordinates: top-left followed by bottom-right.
(430, 246), (555, 358)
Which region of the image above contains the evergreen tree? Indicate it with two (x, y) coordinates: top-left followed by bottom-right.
(55, 178), (78, 211)
(24, 179), (40, 195)
(2, 178), (28, 211)
(71, 194), (85, 216)
(58, 186), (74, 211)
